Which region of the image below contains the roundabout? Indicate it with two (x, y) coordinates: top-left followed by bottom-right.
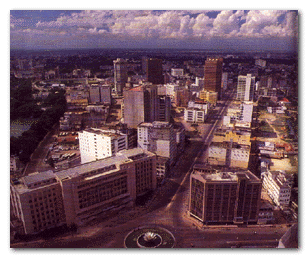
(124, 226), (176, 248)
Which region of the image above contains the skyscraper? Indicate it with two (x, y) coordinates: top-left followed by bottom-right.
(236, 74), (255, 101)
(204, 57), (223, 98)
(146, 58), (164, 85)
(114, 58), (128, 95)
(123, 85), (158, 129)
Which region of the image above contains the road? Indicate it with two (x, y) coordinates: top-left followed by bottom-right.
(12, 94), (290, 248)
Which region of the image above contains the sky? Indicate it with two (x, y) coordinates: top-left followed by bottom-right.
(10, 10), (299, 52)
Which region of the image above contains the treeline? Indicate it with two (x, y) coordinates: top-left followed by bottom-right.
(10, 78), (67, 163)
(10, 77), (43, 120)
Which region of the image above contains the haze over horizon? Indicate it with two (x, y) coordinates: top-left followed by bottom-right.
(10, 10), (298, 52)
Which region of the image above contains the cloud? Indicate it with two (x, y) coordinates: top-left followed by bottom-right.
(10, 10), (299, 50)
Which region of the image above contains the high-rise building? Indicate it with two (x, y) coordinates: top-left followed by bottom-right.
(114, 58), (128, 95)
(123, 85), (157, 129)
(236, 74), (255, 101)
(124, 84), (171, 128)
(146, 58), (164, 85)
(78, 128), (128, 164)
(189, 169), (262, 224)
(204, 57), (223, 98)
(157, 95), (171, 122)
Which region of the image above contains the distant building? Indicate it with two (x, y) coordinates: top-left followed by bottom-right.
(114, 58), (128, 95)
(123, 84), (170, 128)
(221, 72), (228, 90)
(189, 169), (262, 224)
(255, 59), (267, 68)
(184, 108), (207, 123)
(78, 128), (128, 164)
(146, 58), (164, 85)
(204, 57), (223, 98)
(199, 90), (218, 106)
(171, 68), (184, 77)
(236, 74), (255, 101)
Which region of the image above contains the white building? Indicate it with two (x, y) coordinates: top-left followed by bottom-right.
(240, 101), (254, 123)
(171, 68), (184, 77)
(262, 171), (292, 208)
(184, 107), (207, 123)
(78, 128), (128, 164)
(237, 74), (255, 101)
(221, 72), (228, 90)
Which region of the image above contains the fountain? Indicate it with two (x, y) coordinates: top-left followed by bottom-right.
(137, 231), (162, 248)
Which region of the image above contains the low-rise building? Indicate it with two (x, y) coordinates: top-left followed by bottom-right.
(262, 171), (292, 208)
(184, 108), (207, 123)
(10, 148), (157, 234)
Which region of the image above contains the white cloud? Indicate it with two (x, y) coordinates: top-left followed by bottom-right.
(13, 10), (298, 41)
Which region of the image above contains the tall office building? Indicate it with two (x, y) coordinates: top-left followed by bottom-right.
(123, 84), (161, 129)
(236, 74), (255, 101)
(204, 57), (223, 98)
(78, 128), (128, 164)
(114, 58), (128, 95)
(189, 169), (262, 224)
(146, 58), (164, 85)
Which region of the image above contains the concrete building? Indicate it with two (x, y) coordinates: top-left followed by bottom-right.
(123, 85), (158, 129)
(189, 169), (262, 224)
(10, 148), (157, 234)
(171, 68), (184, 77)
(221, 72), (228, 90)
(204, 57), (223, 98)
(137, 121), (177, 176)
(184, 108), (207, 123)
(10, 171), (65, 235)
(236, 74), (255, 101)
(255, 59), (267, 68)
(78, 128), (128, 164)
(262, 171), (292, 208)
(157, 94), (171, 122)
(114, 58), (128, 95)
(207, 141), (250, 169)
(212, 127), (251, 145)
(146, 58), (164, 85)
(199, 90), (218, 106)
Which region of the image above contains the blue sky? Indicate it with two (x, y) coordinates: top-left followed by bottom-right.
(10, 10), (298, 51)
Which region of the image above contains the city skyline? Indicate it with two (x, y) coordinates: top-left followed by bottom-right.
(10, 10), (298, 52)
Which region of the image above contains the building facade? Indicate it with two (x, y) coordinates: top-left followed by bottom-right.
(189, 170), (262, 224)
(262, 171), (292, 208)
(146, 58), (164, 85)
(237, 74), (255, 101)
(114, 58), (128, 95)
(138, 121), (177, 170)
(78, 128), (128, 164)
(204, 57), (223, 98)
(10, 148), (157, 234)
